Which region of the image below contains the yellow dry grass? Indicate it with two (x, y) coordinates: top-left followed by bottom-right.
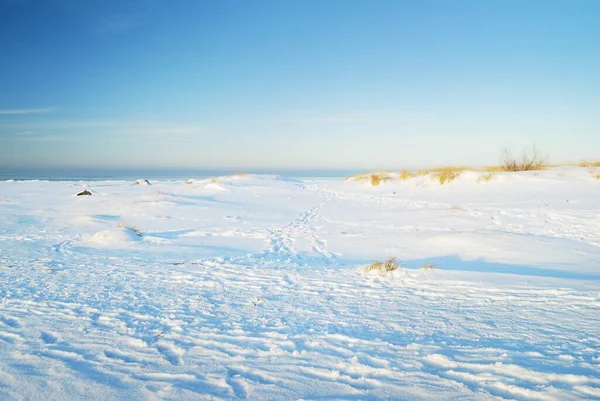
(415, 166), (469, 176)
(398, 170), (413, 181)
(593, 171), (600, 180)
(370, 173), (392, 186)
(483, 165), (505, 172)
(579, 160), (600, 167)
(347, 172), (393, 186)
(364, 258), (400, 275)
(432, 169), (462, 184)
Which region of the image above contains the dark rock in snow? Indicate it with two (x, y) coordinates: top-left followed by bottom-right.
(76, 189), (92, 196)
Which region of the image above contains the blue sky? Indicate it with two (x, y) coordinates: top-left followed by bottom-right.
(1, 0), (598, 170)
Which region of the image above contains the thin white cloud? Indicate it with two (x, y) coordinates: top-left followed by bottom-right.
(0, 107), (55, 115)
(0, 119), (205, 142)
(272, 111), (412, 125)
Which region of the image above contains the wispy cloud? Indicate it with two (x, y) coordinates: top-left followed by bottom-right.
(0, 107), (55, 115)
(272, 111), (412, 125)
(0, 119), (205, 143)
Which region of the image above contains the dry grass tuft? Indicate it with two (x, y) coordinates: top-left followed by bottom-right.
(482, 165), (504, 172)
(399, 170), (413, 181)
(593, 171), (600, 180)
(421, 262), (436, 271)
(501, 145), (548, 172)
(415, 166), (468, 176)
(364, 257), (400, 275)
(579, 160), (600, 168)
(347, 172), (393, 186)
(432, 169), (462, 184)
(477, 173), (495, 183)
(369, 173), (390, 186)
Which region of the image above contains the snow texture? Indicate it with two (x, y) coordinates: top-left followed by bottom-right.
(1, 168), (599, 400)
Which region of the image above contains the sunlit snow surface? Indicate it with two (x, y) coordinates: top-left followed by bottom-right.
(1, 169), (599, 400)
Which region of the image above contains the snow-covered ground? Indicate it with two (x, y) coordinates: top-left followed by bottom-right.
(1, 168), (599, 400)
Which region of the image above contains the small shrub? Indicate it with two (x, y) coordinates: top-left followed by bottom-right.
(364, 257), (400, 275)
(477, 173), (495, 183)
(501, 145), (548, 172)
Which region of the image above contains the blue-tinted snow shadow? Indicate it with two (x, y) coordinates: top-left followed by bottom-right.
(403, 255), (600, 281)
(162, 193), (241, 206)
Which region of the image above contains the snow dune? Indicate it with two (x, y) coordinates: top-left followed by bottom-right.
(0, 168), (599, 400)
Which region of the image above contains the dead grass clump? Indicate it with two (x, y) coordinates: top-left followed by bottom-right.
(347, 172), (393, 186)
(399, 170), (413, 181)
(477, 173), (495, 183)
(579, 160), (600, 167)
(364, 257), (400, 275)
(432, 169), (462, 184)
(415, 166), (468, 176)
(370, 173), (392, 186)
(483, 165), (504, 172)
(421, 262), (436, 271)
(501, 145), (548, 172)
(593, 171), (600, 180)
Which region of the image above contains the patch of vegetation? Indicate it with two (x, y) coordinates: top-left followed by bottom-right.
(364, 257), (400, 275)
(398, 170), (412, 181)
(477, 173), (495, 183)
(579, 160), (600, 167)
(347, 172), (393, 186)
(432, 169), (462, 184)
(421, 262), (436, 271)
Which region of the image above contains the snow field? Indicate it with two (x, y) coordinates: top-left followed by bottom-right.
(1, 169), (599, 400)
